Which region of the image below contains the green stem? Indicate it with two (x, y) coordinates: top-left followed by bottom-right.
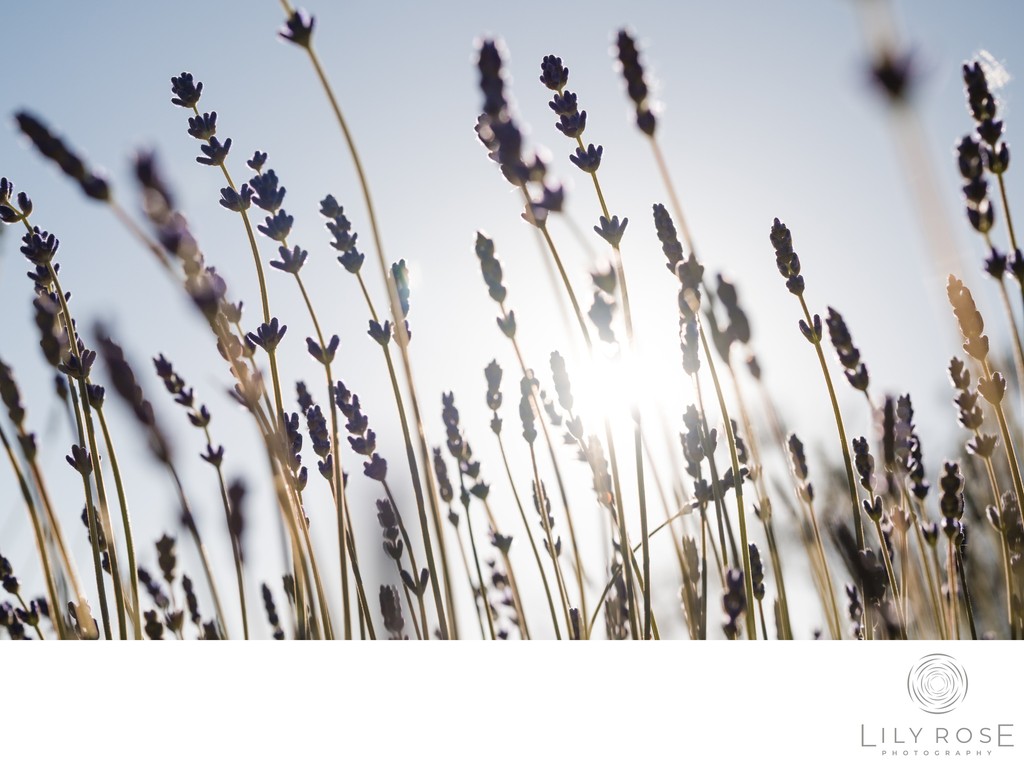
(955, 546), (977, 640)
(565, 125), (648, 636)
(96, 409), (142, 639)
(293, 271), (348, 639)
(449, 510), (487, 639)
(294, 24), (450, 638)
(695, 322), (757, 639)
(872, 517), (905, 639)
(68, 384), (110, 639)
(527, 443), (573, 633)
(806, 498), (842, 640)
(0, 424), (63, 638)
(383, 480), (430, 639)
(982, 358), (1024, 534)
(459, 476), (495, 641)
(798, 296), (864, 552)
(202, 424), (249, 640)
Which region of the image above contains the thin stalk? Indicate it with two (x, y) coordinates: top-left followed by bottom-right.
(906, 493), (945, 639)
(805, 497), (842, 639)
(692, 375), (735, 569)
(872, 518), (906, 639)
(700, 505), (709, 639)
(798, 296), (865, 552)
(527, 443), (573, 632)
(995, 172), (1019, 253)
(955, 546), (978, 640)
(68, 384), (110, 639)
(460, 479), (496, 641)
(291, 15), (451, 637)
(96, 410), (142, 639)
(383, 480), (430, 639)
(201, 424), (249, 640)
(999, 529), (1016, 640)
(587, 506), (689, 636)
(40, 256), (126, 639)
(728, 363), (794, 639)
(496, 432), (561, 637)
(649, 137), (697, 256)
(167, 467), (229, 638)
(211, 153), (287, 426)
(996, 278), (1024, 395)
(293, 271), (351, 638)
(695, 322), (757, 640)
(0, 424), (63, 638)
(94, 193), (320, 638)
(449, 510), (487, 639)
(928, 542), (948, 639)
(18, 413), (89, 634)
(520, 192), (639, 635)
(982, 358), (1024, 531)
(499, 295), (592, 627)
(481, 498), (530, 639)
(352, 272), (457, 637)
(947, 538), (958, 640)
(570, 131), (652, 637)
(969, 435), (1014, 637)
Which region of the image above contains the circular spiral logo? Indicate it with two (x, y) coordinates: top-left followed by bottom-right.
(907, 654), (968, 714)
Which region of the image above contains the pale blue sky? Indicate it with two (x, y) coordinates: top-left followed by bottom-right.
(2, 1), (1023, 637)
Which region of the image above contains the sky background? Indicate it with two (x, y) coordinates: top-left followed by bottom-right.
(2, 0), (1023, 639)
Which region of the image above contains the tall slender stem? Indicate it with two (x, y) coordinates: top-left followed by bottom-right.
(298, 39), (451, 638)
(496, 432), (560, 638)
(0, 424), (63, 638)
(293, 271), (349, 638)
(96, 410), (142, 639)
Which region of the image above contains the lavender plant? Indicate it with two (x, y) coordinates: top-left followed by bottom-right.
(2, 4), (1023, 642)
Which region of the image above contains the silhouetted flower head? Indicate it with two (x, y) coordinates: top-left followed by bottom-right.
(947, 276), (989, 362)
(250, 170), (286, 212)
(246, 317), (287, 352)
(825, 307), (869, 391)
(722, 567), (746, 639)
(939, 461), (964, 523)
(269, 244), (307, 274)
(594, 215), (628, 249)
(442, 391), (466, 461)
(187, 112), (217, 141)
(652, 203), (683, 273)
(484, 360), (503, 412)
(569, 143), (603, 173)
(715, 275), (751, 346)
(749, 543), (765, 601)
(258, 209), (293, 242)
(219, 184), (253, 212)
(170, 72), (203, 108)
(306, 334), (339, 366)
(391, 260), (411, 319)
(15, 112), (110, 201)
(478, 39), (507, 119)
(280, 9), (315, 48)
(196, 136), (231, 167)
(379, 584), (405, 639)
(433, 448), (454, 506)
(475, 232), (507, 304)
(769, 218), (804, 296)
(870, 50), (916, 103)
(364, 453), (388, 482)
(615, 30), (657, 136)
(540, 54), (569, 91)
